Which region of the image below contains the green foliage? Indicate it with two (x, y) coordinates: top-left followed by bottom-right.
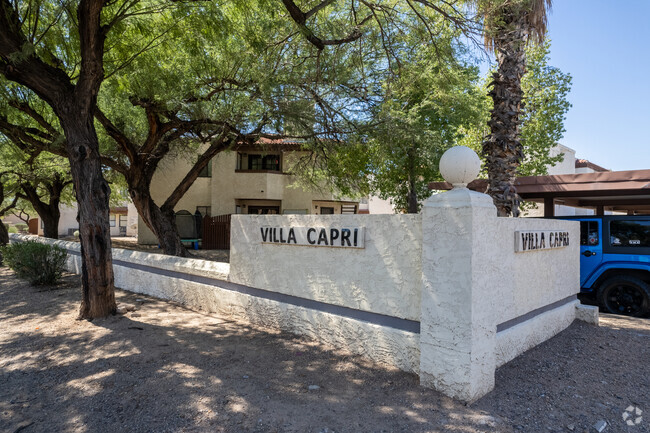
(518, 40), (572, 176)
(0, 86), (75, 209)
(0, 241), (67, 285)
(460, 39), (572, 177)
(8, 225), (18, 234)
(326, 34), (484, 213)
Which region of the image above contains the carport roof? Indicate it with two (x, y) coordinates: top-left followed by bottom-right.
(429, 169), (650, 216)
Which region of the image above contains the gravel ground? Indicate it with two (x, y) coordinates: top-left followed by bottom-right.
(1, 267), (649, 433)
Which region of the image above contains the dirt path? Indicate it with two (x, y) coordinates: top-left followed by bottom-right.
(1, 267), (649, 433)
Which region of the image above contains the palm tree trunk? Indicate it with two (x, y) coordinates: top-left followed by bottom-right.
(482, 9), (527, 217)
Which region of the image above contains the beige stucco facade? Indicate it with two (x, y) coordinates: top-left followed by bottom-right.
(139, 148), (359, 244)
(524, 144), (607, 217)
(211, 151), (352, 215)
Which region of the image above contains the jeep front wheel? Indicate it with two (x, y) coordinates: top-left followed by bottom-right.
(597, 275), (650, 317)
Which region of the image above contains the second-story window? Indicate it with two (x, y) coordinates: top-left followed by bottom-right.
(248, 154), (263, 170)
(247, 154), (280, 171)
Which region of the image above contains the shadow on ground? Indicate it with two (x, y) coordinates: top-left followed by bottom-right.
(1, 267), (649, 433)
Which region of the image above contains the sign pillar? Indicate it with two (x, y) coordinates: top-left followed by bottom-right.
(419, 146), (498, 402)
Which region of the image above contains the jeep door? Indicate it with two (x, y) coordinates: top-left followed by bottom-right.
(579, 219), (603, 287)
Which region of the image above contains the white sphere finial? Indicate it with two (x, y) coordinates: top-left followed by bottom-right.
(439, 146), (481, 189)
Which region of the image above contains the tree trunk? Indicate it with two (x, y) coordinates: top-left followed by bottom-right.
(128, 182), (188, 257)
(20, 179), (64, 240)
(0, 0), (116, 319)
(482, 10), (527, 217)
(406, 146), (419, 214)
(407, 187), (418, 214)
(0, 181), (17, 247)
(0, 222), (7, 265)
(0, 221), (8, 246)
(122, 136), (232, 257)
(60, 111), (116, 319)
(41, 212), (60, 239)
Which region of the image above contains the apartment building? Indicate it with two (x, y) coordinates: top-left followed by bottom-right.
(138, 139), (359, 244)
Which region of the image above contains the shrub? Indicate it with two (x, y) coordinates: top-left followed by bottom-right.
(8, 226), (18, 234)
(73, 230), (80, 238)
(15, 223), (28, 232)
(0, 241), (68, 285)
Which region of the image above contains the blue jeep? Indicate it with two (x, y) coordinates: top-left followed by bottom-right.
(559, 216), (650, 316)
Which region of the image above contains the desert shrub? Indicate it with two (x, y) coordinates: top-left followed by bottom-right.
(0, 241), (67, 285)
(15, 223), (28, 233)
(73, 230), (80, 238)
(8, 226), (18, 234)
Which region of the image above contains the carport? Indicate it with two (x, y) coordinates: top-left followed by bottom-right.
(429, 169), (650, 217)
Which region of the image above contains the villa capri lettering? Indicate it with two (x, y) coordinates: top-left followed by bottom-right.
(515, 230), (569, 253)
(260, 226), (365, 249)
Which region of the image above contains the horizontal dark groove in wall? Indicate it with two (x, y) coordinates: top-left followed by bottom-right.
(67, 250), (421, 334)
(496, 294), (577, 333)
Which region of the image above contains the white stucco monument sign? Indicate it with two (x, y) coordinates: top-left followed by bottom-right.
(515, 230), (570, 252)
(14, 145), (586, 405)
(260, 226), (365, 248)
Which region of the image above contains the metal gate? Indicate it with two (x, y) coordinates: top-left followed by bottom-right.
(202, 214), (231, 249)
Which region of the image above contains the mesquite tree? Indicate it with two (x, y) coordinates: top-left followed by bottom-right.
(18, 171), (72, 239)
(2, 2), (373, 256)
(0, 0), (129, 318)
(0, 115), (74, 239)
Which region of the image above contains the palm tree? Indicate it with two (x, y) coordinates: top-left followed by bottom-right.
(481, 0), (552, 216)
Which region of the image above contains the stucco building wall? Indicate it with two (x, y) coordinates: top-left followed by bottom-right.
(138, 149), (358, 244)
(210, 151), (344, 216)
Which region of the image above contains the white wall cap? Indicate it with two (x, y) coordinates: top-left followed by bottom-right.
(439, 146), (481, 188)
(423, 187), (496, 210)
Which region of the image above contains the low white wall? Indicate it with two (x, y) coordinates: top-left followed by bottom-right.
(230, 214), (423, 321)
(8, 233), (420, 374)
(491, 217), (579, 330)
(9, 195), (580, 403)
(419, 188), (579, 402)
(484, 218), (579, 367)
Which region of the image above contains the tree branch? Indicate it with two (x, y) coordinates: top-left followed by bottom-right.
(161, 133), (233, 211)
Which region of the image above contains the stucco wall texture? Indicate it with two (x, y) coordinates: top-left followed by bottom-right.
(9, 199), (580, 403)
(229, 214), (423, 321)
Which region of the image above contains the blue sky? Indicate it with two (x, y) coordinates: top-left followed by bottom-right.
(543, 0), (650, 171)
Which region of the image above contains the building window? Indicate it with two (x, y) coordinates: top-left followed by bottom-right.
(320, 207), (335, 215)
(198, 157), (212, 177)
(248, 154), (263, 170)
(119, 215), (128, 227)
(109, 214), (116, 227)
(248, 206), (280, 215)
(196, 206), (211, 217)
(263, 155), (280, 171)
(246, 154), (280, 171)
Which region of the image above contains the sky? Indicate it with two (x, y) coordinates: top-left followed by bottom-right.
(543, 0), (650, 171)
